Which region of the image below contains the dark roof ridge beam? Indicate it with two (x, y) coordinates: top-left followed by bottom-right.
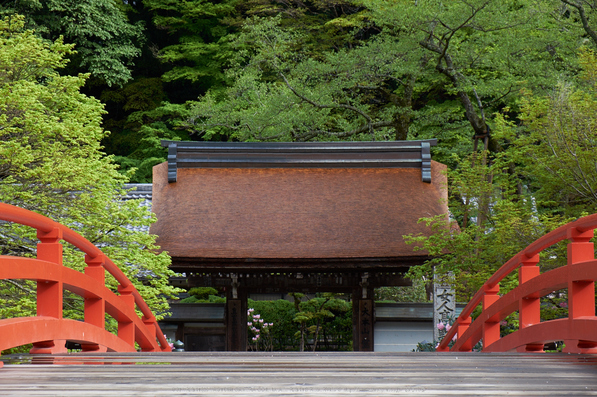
(167, 143), (178, 183)
(161, 139), (437, 149)
(421, 141), (432, 183)
(162, 140), (437, 183)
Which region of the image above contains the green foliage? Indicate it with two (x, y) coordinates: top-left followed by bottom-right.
(100, 0), (244, 176)
(560, 0), (597, 49)
(403, 46), (597, 304)
(182, 0), (585, 173)
(246, 296), (352, 351)
(292, 293), (352, 351)
(187, 14), (423, 142)
(143, 0), (239, 86)
(177, 287), (223, 303)
(0, 0), (145, 86)
(187, 287), (219, 300)
(101, 85), (192, 182)
(375, 280), (429, 303)
(179, 294), (225, 303)
(500, 313), (519, 337)
(365, 0), (578, 140)
(540, 291), (569, 322)
(404, 150), (568, 301)
(248, 299), (298, 350)
(498, 48), (597, 215)
(0, 16), (181, 329)
(178, 286), (224, 303)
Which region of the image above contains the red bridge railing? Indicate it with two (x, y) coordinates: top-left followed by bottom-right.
(437, 213), (597, 353)
(0, 203), (171, 365)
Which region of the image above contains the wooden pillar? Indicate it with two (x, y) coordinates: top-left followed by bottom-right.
(226, 274), (247, 351)
(518, 254), (543, 352)
(564, 227), (597, 353)
(82, 254), (108, 352)
(117, 284), (136, 349)
(352, 273), (374, 352)
(482, 283), (500, 349)
(30, 227), (67, 354)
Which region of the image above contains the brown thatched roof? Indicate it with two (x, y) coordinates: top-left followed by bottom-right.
(151, 141), (448, 263)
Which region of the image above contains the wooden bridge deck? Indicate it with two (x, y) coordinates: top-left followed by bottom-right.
(1, 352), (597, 396)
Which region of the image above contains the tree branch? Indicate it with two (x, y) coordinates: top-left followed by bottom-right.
(419, 40), (487, 136)
(293, 120), (394, 141)
(2, 279), (35, 295)
(562, 0), (597, 47)
(279, 72), (374, 133)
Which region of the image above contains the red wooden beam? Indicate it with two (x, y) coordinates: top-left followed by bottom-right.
(0, 203), (171, 367)
(438, 214), (597, 353)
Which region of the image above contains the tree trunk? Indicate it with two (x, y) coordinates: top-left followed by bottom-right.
(312, 319), (321, 352)
(380, 74), (415, 141)
(419, 39), (490, 139)
(561, 1), (597, 48)
(393, 109), (411, 141)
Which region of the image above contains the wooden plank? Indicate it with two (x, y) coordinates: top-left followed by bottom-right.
(1, 352), (597, 396)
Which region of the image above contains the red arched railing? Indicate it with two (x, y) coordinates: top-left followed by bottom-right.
(0, 203), (171, 365)
(437, 213), (597, 353)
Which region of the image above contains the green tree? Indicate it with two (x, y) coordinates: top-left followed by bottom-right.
(142, 0), (239, 89)
(97, 0), (238, 182)
(102, 97), (192, 183)
(143, 0), (370, 89)
(179, 287), (223, 303)
(404, 47), (597, 299)
(186, 13), (424, 142)
(404, 151), (568, 300)
(500, 48), (597, 216)
(560, 0), (597, 48)
(247, 299), (298, 350)
(0, 0), (145, 86)
(292, 293), (351, 351)
(0, 15), (180, 326)
(366, 0), (580, 145)
(0, 2), (180, 182)
(184, 0), (579, 150)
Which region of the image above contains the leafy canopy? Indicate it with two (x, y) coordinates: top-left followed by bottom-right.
(405, 46), (597, 300)
(0, 0), (145, 86)
(0, 15), (180, 325)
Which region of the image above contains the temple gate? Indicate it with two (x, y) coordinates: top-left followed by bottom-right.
(151, 140), (448, 351)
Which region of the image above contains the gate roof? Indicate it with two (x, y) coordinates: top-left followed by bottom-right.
(151, 140), (448, 270)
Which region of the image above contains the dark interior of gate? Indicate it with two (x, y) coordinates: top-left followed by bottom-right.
(151, 140), (448, 351)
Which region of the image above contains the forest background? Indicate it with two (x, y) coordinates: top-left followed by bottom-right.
(3, 0), (597, 321)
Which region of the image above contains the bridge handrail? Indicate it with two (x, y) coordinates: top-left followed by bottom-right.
(437, 213), (597, 351)
(0, 202), (170, 351)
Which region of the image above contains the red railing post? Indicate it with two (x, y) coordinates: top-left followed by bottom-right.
(565, 227), (597, 353)
(433, 213), (597, 354)
(30, 227), (67, 354)
(81, 254), (107, 352)
(456, 316), (472, 351)
(141, 316), (158, 352)
(0, 203), (169, 354)
(117, 284), (136, 349)
(518, 254), (543, 352)
(482, 284), (500, 349)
